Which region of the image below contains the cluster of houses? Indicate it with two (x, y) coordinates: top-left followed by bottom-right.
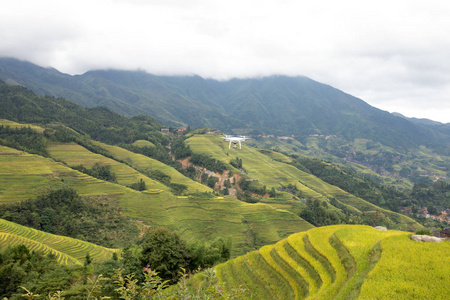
(399, 206), (450, 224)
(161, 127), (187, 134)
(161, 129), (339, 142)
(439, 228), (450, 238)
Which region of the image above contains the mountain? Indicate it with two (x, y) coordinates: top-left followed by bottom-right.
(1, 57), (450, 187)
(1, 57), (448, 150)
(393, 112), (450, 135)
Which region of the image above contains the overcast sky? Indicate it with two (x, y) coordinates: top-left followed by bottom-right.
(1, 0), (450, 123)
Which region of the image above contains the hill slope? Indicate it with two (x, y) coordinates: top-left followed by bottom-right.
(0, 218), (118, 265)
(2, 58), (449, 186)
(213, 225), (450, 299)
(0, 132), (312, 255)
(186, 134), (421, 231)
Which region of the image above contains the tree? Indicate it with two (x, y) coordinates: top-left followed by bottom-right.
(84, 252), (92, 266)
(140, 227), (192, 283)
(206, 176), (218, 189)
(128, 178), (146, 191)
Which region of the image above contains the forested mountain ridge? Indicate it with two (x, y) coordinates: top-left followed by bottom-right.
(1, 57), (449, 152)
(0, 82), (424, 235)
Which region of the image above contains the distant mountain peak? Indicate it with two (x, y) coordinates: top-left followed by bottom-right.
(392, 112), (443, 126)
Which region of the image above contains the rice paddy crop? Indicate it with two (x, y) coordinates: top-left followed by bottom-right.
(213, 225), (448, 299)
(0, 218), (118, 265)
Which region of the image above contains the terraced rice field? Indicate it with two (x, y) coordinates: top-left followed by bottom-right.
(214, 225), (450, 299)
(47, 142), (168, 192)
(186, 134), (421, 230)
(0, 119), (45, 133)
(1, 141), (313, 256)
(92, 141), (212, 194)
(0, 145), (76, 203)
(0, 219), (119, 265)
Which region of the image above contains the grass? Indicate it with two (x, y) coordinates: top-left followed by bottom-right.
(0, 218), (118, 265)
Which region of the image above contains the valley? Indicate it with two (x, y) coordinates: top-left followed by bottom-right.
(0, 66), (448, 299)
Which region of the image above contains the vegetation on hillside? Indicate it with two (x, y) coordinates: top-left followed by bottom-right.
(0, 67), (448, 299)
(186, 134), (422, 231)
(0, 125), (48, 156)
(293, 158), (406, 211)
(0, 188), (139, 248)
(0, 225), (233, 299)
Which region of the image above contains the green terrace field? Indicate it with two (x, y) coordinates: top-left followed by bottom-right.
(91, 140), (212, 194)
(249, 134), (450, 190)
(186, 134), (421, 230)
(0, 118), (45, 133)
(0, 145), (74, 203)
(132, 139), (155, 148)
(0, 218), (118, 265)
(47, 141), (171, 192)
(1, 139), (313, 255)
(213, 225), (450, 299)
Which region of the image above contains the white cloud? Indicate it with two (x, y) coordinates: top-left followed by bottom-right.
(1, 0), (450, 122)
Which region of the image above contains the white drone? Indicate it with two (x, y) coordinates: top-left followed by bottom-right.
(222, 135), (250, 149)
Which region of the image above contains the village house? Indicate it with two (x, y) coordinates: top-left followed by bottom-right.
(399, 207), (413, 213)
(439, 228), (450, 238)
(277, 136), (293, 140)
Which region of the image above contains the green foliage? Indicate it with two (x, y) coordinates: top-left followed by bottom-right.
(414, 228), (432, 235)
(0, 188), (139, 248)
(190, 237), (232, 269)
(190, 153), (227, 173)
(114, 268), (169, 300)
(295, 158), (406, 211)
(171, 136), (192, 159)
(0, 80), (163, 146)
(229, 157), (243, 169)
(140, 227), (192, 284)
(84, 252), (92, 266)
(147, 169), (171, 184)
(239, 178), (266, 196)
(410, 181), (450, 208)
(145, 170), (187, 195)
(128, 178), (147, 191)
(206, 176), (219, 189)
(278, 183), (301, 197)
(0, 125), (48, 156)
(73, 162), (117, 183)
(300, 199), (346, 226)
(0, 245), (76, 299)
